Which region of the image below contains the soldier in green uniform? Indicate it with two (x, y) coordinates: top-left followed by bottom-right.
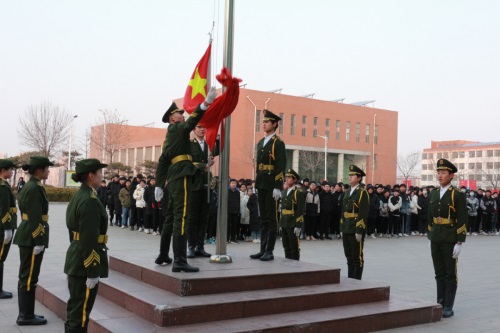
(154, 87), (216, 272)
(64, 159), (109, 333)
(340, 165), (369, 280)
(279, 169), (305, 260)
(187, 125), (219, 258)
(14, 156), (53, 326)
(428, 158), (467, 318)
(250, 110), (286, 262)
(0, 159), (18, 299)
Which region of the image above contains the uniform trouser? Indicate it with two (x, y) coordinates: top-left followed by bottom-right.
(18, 246), (44, 291)
(159, 196), (174, 255)
(418, 215), (428, 234)
(257, 188), (278, 237)
(342, 233), (364, 280)
(166, 176), (192, 239)
(66, 276), (99, 330)
(431, 242), (457, 285)
(187, 190), (210, 248)
(282, 227), (300, 260)
(0, 232), (13, 270)
(468, 215), (477, 233)
(319, 213), (331, 237)
(107, 204), (114, 223)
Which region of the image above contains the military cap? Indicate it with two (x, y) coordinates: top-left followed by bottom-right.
(436, 158), (457, 173)
(262, 109), (281, 122)
(28, 156), (54, 167)
(349, 165), (366, 177)
(162, 102), (184, 123)
(75, 158), (107, 174)
(0, 159), (18, 169)
(285, 168), (300, 180)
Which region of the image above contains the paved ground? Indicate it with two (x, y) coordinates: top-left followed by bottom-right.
(1, 202), (499, 332)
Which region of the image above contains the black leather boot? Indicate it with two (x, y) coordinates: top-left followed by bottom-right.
(155, 227), (172, 265)
(436, 280), (446, 307)
(195, 227), (211, 257)
(260, 230), (276, 261)
(250, 229), (267, 259)
(353, 265), (364, 280)
(16, 289), (47, 326)
(187, 246), (196, 258)
(0, 267), (13, 299)
(65, 323), (87, 333)
(347, 264), (354, 278)
(172, 235), (199, 273)
(443, 283), (457, 318)
(195, 246), (211, 258)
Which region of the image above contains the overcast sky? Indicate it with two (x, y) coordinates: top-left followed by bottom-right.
(1, 0), (499, 158)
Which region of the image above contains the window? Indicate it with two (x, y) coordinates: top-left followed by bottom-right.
(325, 119), (330, 139)
(422, 153), (427, 159)
(476, 162), (482, 170)
(336, 120), (340, 140)
(459, 163), (464, 169)
(302, 116), (307, 137)
(476, 151), (483, 157)
(495, 150), (500, 157)
(374, 154), (378, 169)
(486, 174), (493, 181)
(487, 162), (493, 169)
(428, 175), (433, 181)
(428, 163), (434, 170)
(459, 151), (465, 158)
(452, 152), (458, 158)
(346, 121), (351, 141)
(355, 122), (360, 143)
(374, 125), (378, 144)
(443, 152), (449, 159)
(495, 162), (500, 169)
(365, 124), (370, 143)
(422, 175), (427, 181)
(325, 130), (330, 138)
(326, 118), (330, 128)
(469, 163), (475, 169)
(313, 117), (318, 138)
(279, 113), (284, 135)
(469, 151), (475, 157)
(422, 164), (428, 170)
(487, 150), (493, 157)
(255, 111), (260, 133)
(290, 114), (295, 135)
(469, 174), (475, 181)
(437, 152), (442, 159)
(428, 152), (433, 159)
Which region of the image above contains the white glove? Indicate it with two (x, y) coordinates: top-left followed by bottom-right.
(86, 277), (99, 289)
(452, 244), (462, 259)
(155, 187), (164, 202)
(4, 229), (13, 244)
(33, 245), (45, 255)
(273, 189), (281, 200)
(294, 227), (301, 237)
(355, 233), (362, 242)
(205, 86), (217, 104)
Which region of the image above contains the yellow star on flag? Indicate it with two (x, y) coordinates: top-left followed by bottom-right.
(188, 67), (207, 99)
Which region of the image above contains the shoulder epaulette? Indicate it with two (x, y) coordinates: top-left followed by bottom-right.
(0, 180), (5, 186)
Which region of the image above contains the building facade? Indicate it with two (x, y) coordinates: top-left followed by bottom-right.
(90, 88), (399, 184)
(421, 140), (500, 190)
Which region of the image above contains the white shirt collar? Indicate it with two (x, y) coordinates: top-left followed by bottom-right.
(263, 132), (275, 145)
(439, 183), (452, 199)
(350, 184), (359, 196)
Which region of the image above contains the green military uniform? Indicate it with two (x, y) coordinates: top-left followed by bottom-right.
(0, 159), (18, 299)
(186, 135), (219, 258)
(156, 102), (206, 272)
(250, 110), (286, 261)
(279, 169), (305, 261)
(340, 165), (369, 280)
(427, 158), (467, 318)
(64, 159), (108, 333)
(13, 156), (53, 326)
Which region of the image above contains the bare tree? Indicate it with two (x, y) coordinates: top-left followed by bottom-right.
(17, 102), (73, 157)
(90, 109), (130, 164)
(397, 151), (421, 184)
(299, 151), (325, 181)
(477, 169), (500, 190)
(141, 160), (158, 177)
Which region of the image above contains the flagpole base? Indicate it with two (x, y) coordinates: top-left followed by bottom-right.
(209, 254), (233, 264)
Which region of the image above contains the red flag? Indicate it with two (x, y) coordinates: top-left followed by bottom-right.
(183, 43), (211, 113)
(200, 67), (242, 151)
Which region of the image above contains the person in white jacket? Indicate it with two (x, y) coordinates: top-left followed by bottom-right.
(388, 189), (402, 237)
(409, 190), (420, 235)
(133, 180), (146, 232)
(240, 189), (250, 241)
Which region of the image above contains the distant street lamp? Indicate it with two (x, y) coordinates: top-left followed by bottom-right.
(246, 96), (257, 177)
(372, 113), (377, 184)
(318, 135), (328, 181)
(68, 115), (78, 170)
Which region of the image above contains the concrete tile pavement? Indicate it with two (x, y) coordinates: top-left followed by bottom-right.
(1, 202), (499, 332)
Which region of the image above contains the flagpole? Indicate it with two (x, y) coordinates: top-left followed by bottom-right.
(211, 0), (235, 264)
(207, 37), (212, 205)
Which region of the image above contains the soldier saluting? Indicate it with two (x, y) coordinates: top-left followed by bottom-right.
(428, 159), (467, 318)
(250, 110), (286, 262)
(154, 87), (216, 272)
(64, 159), (109, 333)
(279, 169), (305, 260)
(340, 165), (369, 280)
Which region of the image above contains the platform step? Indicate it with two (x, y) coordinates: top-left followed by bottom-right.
(98, 270), (390, 327)
(109, 253), (340, 296)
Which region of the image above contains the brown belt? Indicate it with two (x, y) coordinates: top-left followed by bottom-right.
(72, 231), (108, 244)
(22, 213), (48, 222)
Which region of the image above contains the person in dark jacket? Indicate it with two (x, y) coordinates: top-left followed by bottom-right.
(227, 179), (240, 243)
(331, 183), (343, 239)
(129, 174), (143, 233)
(247, 188), (260, 242)
(144, 177), (160, 235)
(305, 183), (320, 240)
(106, 175), (119, 226)
(109, 176), (124, 226)
(417, 188), (430, 236)
(367, 186), (380, 238)
(318, 182), (333, 240)
(206, 177), (219, 244)
(96, 180), (107, 208)
(16, 177), (25, 193)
